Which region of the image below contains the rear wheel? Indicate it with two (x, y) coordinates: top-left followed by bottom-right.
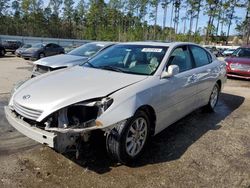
(205, 83), (220, 112)
(106, 110), (150, 164)
(0, 49), (5, 56)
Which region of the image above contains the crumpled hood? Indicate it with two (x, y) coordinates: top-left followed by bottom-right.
(225, 57), (250, 65)
(34, 54), (88, 68)
(12, 66), (147, 120)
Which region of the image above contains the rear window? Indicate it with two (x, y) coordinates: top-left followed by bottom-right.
(232, 48), (250, 58)
(190, 45), (211, 67)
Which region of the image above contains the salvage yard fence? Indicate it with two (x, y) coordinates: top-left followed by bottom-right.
(0, 35), (91, 48)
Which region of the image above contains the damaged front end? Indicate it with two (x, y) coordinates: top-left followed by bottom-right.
(39, 97), (114, 152)
(44, 97), (113, 133)
(6, 97), (124, 154)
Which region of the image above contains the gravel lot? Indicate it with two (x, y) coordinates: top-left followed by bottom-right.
(0, 55), (250, 188)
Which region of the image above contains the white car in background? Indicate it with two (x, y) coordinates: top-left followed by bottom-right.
(32, 41), (114, 77)
(222, 48), (235, 56)
(5, 42), (226, 164)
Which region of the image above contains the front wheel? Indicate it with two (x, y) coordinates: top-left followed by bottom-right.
(39, 53), (45, 59)
(205, 83), (220, 112)
(106, 110), (150, 164)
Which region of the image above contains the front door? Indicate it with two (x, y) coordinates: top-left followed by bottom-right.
(155, 45), (198, 134)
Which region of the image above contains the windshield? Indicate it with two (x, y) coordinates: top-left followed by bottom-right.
(232, 48), (250, 58)
(68, 43), (104, 57)
(22, 44), (32, 48)
(84, 44), (168, 76)
(33, 43), (44, 48)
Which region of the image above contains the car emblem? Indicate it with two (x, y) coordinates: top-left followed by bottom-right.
(23, 95), (31, 100)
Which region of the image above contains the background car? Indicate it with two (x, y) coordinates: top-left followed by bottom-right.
(205, 46), (222, 57)
(5, 42), (226, 164)
(2, 40), (23, 54)
(0, 44), (6, 57)
(31, 41), (114, 77)
(222, 48), (235, 56)
(225, 46), (250, 79)
(21, 43), (64, 60)
(15, 44), (32, 57)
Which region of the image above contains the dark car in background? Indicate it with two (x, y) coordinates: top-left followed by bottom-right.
(32, 42), (114, 77)
(225, 47), (250, 79)
(15, 44), (32, 57)
(0, 44), (6, 57)
(21, 43), (64, 60)
(205, 46), (222, 57)
(2, 40), (23, 54)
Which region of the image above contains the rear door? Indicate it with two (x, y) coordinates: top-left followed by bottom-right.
(189, 45), (217, 107)
(51, 44), (61, 55)
(44, 43), (53, 56)
(156, 45), (198, 133)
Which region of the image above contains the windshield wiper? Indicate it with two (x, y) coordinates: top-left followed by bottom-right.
(98, 65), (124, 73)
(84, 61), (96, 68)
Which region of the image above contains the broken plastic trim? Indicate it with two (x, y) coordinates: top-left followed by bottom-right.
(44, 97), (114, 132)
(44, 119), (128, 134)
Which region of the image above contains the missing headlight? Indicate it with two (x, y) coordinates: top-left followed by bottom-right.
(44, 97), (113, 132)
(67, 105), (99, 127)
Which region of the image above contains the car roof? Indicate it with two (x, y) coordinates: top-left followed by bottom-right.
(88, 41), (116, 47)
(240, 45), (250, 48)
(117, 41), (197, 47)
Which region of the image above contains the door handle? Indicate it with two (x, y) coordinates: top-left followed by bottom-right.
(190, 74), (197, 81)
(189, 74), (197, 83)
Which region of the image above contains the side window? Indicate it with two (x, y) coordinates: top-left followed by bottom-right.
(168, 46), (193, 73)
(46, 44), (52, 48)
(207, 51), (212, 63)
(53, 44), (60, 48)
(190, 46), (210, 67)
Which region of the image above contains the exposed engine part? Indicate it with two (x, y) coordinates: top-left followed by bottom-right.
(58, 108), (68, 128)
(43, 98), (113, 132)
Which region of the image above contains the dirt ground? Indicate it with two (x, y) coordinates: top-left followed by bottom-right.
(0, 55), (250, 188)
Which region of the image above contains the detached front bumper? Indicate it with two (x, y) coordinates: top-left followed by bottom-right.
(4, 106), (57, 148)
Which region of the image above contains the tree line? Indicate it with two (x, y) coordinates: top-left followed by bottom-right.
(0, 0), (249, 44)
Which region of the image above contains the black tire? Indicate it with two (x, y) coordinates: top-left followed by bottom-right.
(39, 53), (45, 59)
(205, 83), (220, 112)
(0, 49), (5, 56)
(106, 110), (150, 164)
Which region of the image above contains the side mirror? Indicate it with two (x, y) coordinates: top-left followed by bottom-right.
(161, 65), (179, 78)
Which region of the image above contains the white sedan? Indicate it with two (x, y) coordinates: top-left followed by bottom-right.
(5, 42), (226, 164)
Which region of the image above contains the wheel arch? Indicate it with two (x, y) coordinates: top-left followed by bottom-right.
(136, 105), (156, 136)
(216, 79), (222, 91)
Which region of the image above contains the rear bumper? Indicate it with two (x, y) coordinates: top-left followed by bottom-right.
(5, 49), (16, 52)
(226, 65), (250, 80)
(4, 106), (57, 148)
(227, 73), (250, 80)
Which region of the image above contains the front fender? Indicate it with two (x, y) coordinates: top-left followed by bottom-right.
(96, 88), (154, 128)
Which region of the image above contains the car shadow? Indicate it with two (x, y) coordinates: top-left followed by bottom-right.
(16, 66), (33, 71)
(227, 76), (250, 82)
(63, 92), (245, 174)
